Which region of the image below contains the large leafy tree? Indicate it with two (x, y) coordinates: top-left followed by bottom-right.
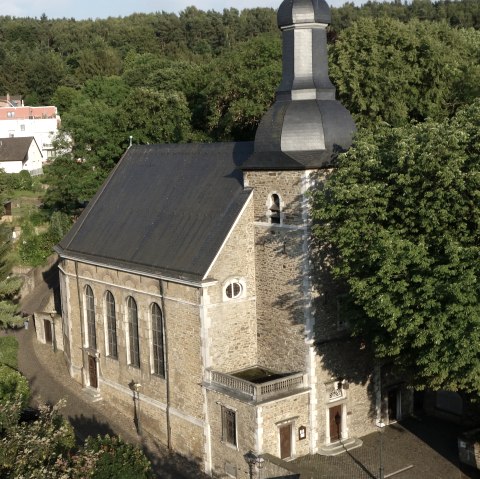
(312, 100), (480, 393)
(329, 17), (480, 128)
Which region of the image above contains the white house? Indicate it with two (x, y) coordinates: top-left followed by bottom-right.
(0, 104), (60, 161)
(0, 137), (43, 175)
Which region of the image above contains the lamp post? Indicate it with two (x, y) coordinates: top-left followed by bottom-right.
(376, 419), (386, 479)
(244, 451), (265, 479)
(133, 382), (142, 434)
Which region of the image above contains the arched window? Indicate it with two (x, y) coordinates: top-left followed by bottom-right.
(85, 285), (96, 349)
(151, 303), (165, 377)
(127, 297), (140, 368)
(105, 291), (117, 359)
(269, 194), (281, 224)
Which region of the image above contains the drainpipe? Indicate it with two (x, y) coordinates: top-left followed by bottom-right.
(159, 279), (172, 450)
(74, 261), (85, 387)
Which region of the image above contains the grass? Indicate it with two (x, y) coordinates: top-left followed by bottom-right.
(0, 336), (19, 369)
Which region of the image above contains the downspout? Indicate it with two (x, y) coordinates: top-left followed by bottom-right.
(159, 279), (172, 450)
(74, 260), (85, 387)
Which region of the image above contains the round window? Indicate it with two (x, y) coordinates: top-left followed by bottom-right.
(226, 282), (242, 299)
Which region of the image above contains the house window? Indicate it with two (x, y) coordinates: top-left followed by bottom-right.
(269, 193), (281, 224)
(7, 111), (14, 118)
(105, 291), (117, 359)
(85, 285), (96, 349)
(127, 296), (140, 368)
(20, 124), (25, 131)
(226, 281), (242, 299)
(221, 406), (237, 446)
(151, 303), (165, 377)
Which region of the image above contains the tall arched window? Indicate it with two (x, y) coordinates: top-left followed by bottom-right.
(269, 193), (281, 224)
(105, 291), (118, 359)
(151, 303), (165, 377)
(85, 285), (96, 349)
(127, 296), (140, 368)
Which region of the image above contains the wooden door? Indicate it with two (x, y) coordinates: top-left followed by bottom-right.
(88, 355), (98, 389)
(44, 319), (52, 344)
(329, 405), (342, 441)
(279, 423), (292, 459)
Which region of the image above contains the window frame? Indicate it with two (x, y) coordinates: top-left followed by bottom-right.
(151, 303), (165, 378)
(268, 193), (282, 225)
(127, 296), (140, 368)
(221, 405), (237, 447)
(85, 285), (96, 350)
(105, 291), (118, 359)
(223, 278), (246, 301)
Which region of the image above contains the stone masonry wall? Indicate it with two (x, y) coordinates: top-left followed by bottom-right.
(206, 198), (257, 372)
(261, 392), (311, 459)
(207, 389), (257, 479)
(244, 170), (309, 373)
(59, 259), (206, 461)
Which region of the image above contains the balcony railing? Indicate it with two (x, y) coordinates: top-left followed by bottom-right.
(208, 369), (306, 402)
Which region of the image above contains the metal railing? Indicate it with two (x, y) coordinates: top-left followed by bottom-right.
(209, 369), (305, 401)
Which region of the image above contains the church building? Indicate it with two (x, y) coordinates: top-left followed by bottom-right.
(55, 1), (412, 477)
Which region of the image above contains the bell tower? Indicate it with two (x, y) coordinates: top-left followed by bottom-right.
(242, 0), (357, 451)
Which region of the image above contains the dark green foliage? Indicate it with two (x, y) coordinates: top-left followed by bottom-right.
(0, 365), (30, 409)
(0, 336), (18, 368)
(84, 435), (153, 479)
(0, 224), (23, 328)
(329, 17), (480, 128)
(18, 210), (73, 266)
(312, 100), (480, 393)
(0, 399), (153, 479)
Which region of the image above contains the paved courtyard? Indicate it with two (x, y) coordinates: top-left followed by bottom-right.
(13, 326), (480, 479)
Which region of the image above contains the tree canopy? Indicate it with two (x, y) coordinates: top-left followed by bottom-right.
(312, 99), (480, 393)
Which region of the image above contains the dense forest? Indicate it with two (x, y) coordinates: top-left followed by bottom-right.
(0, 0), (478, 210)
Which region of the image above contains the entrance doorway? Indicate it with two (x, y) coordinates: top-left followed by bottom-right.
(279, 423), (292, 459)
(44, 319), (52, 344)
(329, 405), (342, 442)
(88, 355), (98, 389)
(387, 388), (400, 422)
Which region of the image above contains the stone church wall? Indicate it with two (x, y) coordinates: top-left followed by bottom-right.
(58, 258), (207, 461)
(206, 198), (257, 372)
(244, 170), (309, 373)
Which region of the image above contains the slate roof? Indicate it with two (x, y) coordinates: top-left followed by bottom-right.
(0, 137), (35, 163)
(56, 142), (254, 283)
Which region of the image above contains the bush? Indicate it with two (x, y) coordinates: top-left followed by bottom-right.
(0, 365), (30, 406)
(0, 336), (18, 368)
(84, 435), (153, 479)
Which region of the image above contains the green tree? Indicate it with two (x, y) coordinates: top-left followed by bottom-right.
(196, 33), (281, 140)
(329, 17), (480, 128)
(119, 87), (192, 144)
(0, 224), (23, 329)
(312, 100), (480, 393)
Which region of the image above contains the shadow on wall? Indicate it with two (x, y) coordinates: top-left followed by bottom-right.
(265, 171), (377, 421)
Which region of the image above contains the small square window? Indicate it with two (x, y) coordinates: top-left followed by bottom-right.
(221, 406), (237, 446)
(7, 111), (14, 118)
(20, 124), (25, 131)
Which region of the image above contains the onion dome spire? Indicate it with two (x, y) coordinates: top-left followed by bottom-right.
(243, 0), (355, 170)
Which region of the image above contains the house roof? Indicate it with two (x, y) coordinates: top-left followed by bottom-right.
(0, 137), (36, 163)
(56, 142), (254, 283)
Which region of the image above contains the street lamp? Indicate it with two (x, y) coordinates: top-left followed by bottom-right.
(244, 450), (265, 479)
(132, 382), (142, 434)
(376, 419), (386, 479)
